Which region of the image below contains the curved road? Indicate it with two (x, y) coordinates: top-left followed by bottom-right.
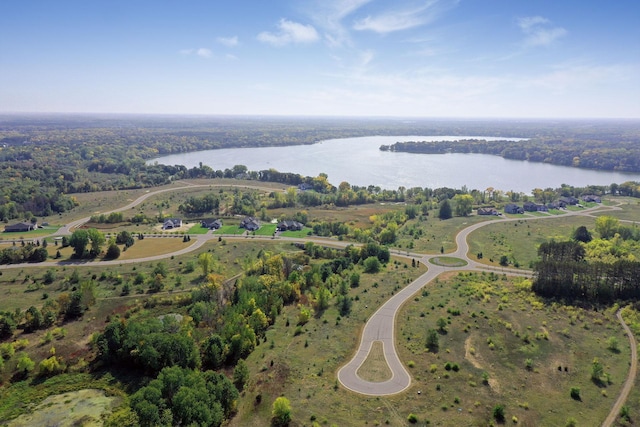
(1, 183), (636, 422)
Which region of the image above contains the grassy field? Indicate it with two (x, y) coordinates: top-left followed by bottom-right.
(228, 259), (428, 427)
(467, 215), (593, 268)
(229, 269), (633, 426)
(395, 272), (630, 426)
(396, 215), (492, 254)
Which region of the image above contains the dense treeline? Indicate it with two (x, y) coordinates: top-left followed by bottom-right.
(380, 136), (640, 172)
(533, 240), (640, 302)
(1, 114), (639, 219)
(533, 214), (640, 303)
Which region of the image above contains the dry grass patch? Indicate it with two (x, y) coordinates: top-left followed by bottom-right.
(117, 237), (194, 260)
(356, 341), (392, 382)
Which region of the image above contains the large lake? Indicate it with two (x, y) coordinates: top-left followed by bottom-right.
(150, 136), (640, 193)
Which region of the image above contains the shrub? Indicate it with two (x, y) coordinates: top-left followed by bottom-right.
(570, 386), (581, 400)
(493, 404), (505, 422)
(565, 417), (578, 427)
(407, 413), (418, 424)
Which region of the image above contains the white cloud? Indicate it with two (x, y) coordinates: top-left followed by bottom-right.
(258, 19), (319, 46)
(517, 16), (548, 32)
(217, 36), (239, 47)
(180, 48), (212, 58)
(353, 0), (452, 34)
(196, 48), (212, 58)
(518, 16), (567, 47)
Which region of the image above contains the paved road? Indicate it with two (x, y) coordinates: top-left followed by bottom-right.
(337, 203), (627, 396)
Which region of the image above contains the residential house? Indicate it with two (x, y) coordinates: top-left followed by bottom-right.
(582, 195), (602, 203)
(504, 204), (524, 214)
(523, 202), (548, 212)
(4, 222), (37, 232)
(277, 220), (304, 231)
(559, 196), (579, 206)
(477, 207), (499, 216)
(201, 218), (222, 230)
(240, 216), (260, 231)
(162, 218), (182, 230)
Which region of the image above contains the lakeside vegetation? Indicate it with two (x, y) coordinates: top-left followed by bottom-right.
(380, 136), (640, 173)
(0, 115), (639, 426)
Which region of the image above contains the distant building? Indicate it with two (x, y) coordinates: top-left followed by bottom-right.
(4, 222), (36, 232)
(240, 216), (260, 231)
(201, 218), (223, 229)
(504, 204), (524, 214)
(477, 207), (499, 216)
(277, 220), (304, 231)
(559, 196), (579, 206)
(523, 202), (548, 212)
(162, 218), (182, 230)
(582, 195), (602, 203)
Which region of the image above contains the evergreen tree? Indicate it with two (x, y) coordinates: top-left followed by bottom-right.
(438, 199), (452, 220)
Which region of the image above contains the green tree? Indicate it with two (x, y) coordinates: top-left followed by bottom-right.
(363, 256), (382, 273)
(24, 306), (43, 332)
(436, 317), (448, 333)
(233, 359), (250, 391)
(105, 242), (121, 260)
(0, 315), (17, 339)
(272, 396), (292, 426)
(350, 272), (360, 288)
(595, 215), (619, 239)
(591, 358), (604, 383)
(87, 228), (105, 257)
(198, 252), (214, 276)
(453, 194), (474, 217)
(203, 334), (226, 369)
(492, 404), (505, 422)
(438, 199), (452, 220)
(17, 352), (35, 374)
(572, 225), (592, 243)
(426, 328), (439, 352)
(68, 229), (89, 258)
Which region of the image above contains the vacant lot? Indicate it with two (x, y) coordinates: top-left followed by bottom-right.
(230, 269), (633, 426)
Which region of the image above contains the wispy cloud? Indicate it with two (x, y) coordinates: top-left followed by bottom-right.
(216, 36), (239, 47)
(179, 48), (212, 58)
(305, 0), (372, 46)
(353, 0), (452, 34)
(518, 16), (567, 47)
(257, 19), (319, 46)
(196, 48), (212, 58)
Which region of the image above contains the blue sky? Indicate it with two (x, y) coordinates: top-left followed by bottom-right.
(1, 0), (638, 118)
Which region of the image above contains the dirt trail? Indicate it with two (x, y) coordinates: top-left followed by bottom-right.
(601, 310), (638, 427)
(464, 336), (500, 393)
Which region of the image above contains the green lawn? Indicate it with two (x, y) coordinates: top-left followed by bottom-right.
(187, 224), (210, 234)
(281, 227), (313, 238)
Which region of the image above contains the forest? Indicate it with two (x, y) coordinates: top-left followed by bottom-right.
(380, 136), (640, 172)
(1, 114), (639, 222)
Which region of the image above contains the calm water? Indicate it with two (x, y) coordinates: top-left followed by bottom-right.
(150, 136), (640, 193)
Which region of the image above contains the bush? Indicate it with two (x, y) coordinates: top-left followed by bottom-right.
(407, 413), (418, 424)
(570, 386), (581, 400)
(272, 397), (292, 426)
(363, 256), (382, 273)
(493, 404), (505, 422)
